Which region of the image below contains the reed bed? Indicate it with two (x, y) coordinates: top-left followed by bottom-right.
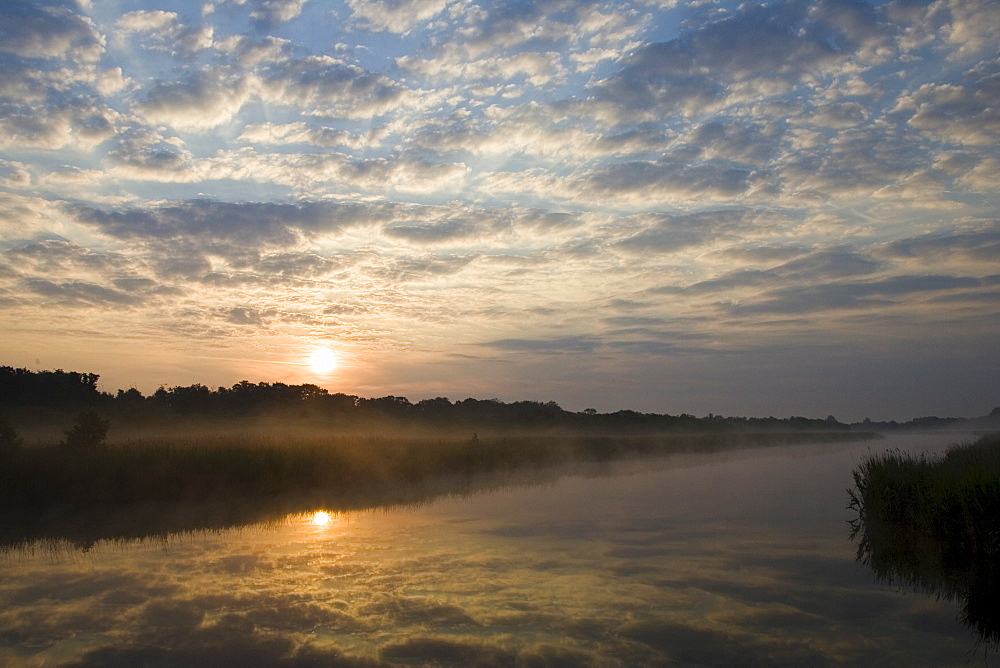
(0, 429), (877, 550)
(2, 430), (875, 511)
(848, 433), (1000, 646)
(849, 434), (1000, 556)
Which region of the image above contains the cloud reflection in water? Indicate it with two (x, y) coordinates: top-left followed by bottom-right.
(0, 435), (984, 665)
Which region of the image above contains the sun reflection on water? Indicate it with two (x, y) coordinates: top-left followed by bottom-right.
(311, 511), (333, 526)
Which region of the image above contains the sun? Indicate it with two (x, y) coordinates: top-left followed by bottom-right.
(307, 348), (339, 374)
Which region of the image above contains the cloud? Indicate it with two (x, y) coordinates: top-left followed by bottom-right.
(603, 316), (665, 327)
(257, 56), (414, 119)
(725, 274), (985, 315)
(571, 159), (759, 205)
(71, 200), (346, 245)
(793, 101), (869, 129)
(653, 248), (883, 298)
(706, 245), (810, 266)
(384, 220), (478, 244)
(346, 0), (450, 34)
(897, 58), (1000, 146)
(880, 224), (1000, 266)
(254, 251), (345, 278)
(5, 239), (125, 275)
(251, 0), (310, 26)
(20, 278), (142, 307)
(679, 120), (785, 165)
(68, 199), (513, 254)
(616, 210), (757, 255)
(411, 104), (673, 161)
(213, 35), (295, 66)
(0, 0), (997, 418)
(226, 307), (271, 325)
(892, 0), (1000, 59)
(0, 159), (30, 188)
(872, 169), (956, 206)
(399, 49), (567, 87)
(0, 99), (118, 150)
(392, 0), (643, 91)
(238, 122), (377, 149)
(101, 137), (470, 194)
(0, 2), (104, 62)
(133, 69), (251, 131)
(955, 157), (1000, 192)
(0, 194), (70, 239)
(588, 0), (892, 121)
(778, 125), (926, 200)
(774, 249), (882, 279)
(117, 10), (213, 57)
(484, 336), (600, 353)
(107, 129), (193, 175)
(0, 55), (106, 103)
(451, 0), (639, 57)
(938, 0), (1000, 57)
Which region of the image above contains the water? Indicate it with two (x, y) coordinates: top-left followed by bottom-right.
(1, 433), (994, 666)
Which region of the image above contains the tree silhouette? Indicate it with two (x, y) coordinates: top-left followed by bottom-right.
(0, 416), (22, 456)
(63, 410), (111, 449)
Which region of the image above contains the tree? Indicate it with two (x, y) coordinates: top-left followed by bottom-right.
(0, 415), (23, 456)
(63, 410), (111, 449)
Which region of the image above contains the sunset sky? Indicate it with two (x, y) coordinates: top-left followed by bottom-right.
(1, 0), (997, 421)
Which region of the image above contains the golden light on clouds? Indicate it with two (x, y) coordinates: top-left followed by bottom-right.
(0, 0), (997, 420)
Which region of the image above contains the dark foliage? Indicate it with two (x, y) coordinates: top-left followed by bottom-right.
(0, 366), (103, 409)
(851, 410), (1000, 433)
(63, 410), (111, 449)
(0, 415), (23, 455)
(2, 365), (853, 434)
(849, 433), (1000, 648)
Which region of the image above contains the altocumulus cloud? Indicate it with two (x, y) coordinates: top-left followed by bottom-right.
(0, 0), (997, 418)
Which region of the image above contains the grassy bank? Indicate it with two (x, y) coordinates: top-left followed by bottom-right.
(4, 430), (876, 510)
(848, 433), (1000, 646)
(0, 430), (878, 549)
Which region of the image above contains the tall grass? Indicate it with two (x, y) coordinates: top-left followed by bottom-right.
(0, 430), (875, 549)
(2, 430), (876, 509)
(848, 433), (1000, 647)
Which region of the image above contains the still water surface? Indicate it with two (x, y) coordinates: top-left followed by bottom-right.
(1, 433), (993, 666)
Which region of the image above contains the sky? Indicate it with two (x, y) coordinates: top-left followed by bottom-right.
(0, 0), (998, 421)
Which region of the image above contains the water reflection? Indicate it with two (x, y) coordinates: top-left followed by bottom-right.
(0, 467), (567, 552)
(1, 435), (990, 666)
(311, 511), (333, 526)
(853, 520), (999, 650)
(849, 439), (1000, 650)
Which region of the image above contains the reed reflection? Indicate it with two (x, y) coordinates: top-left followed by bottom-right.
(848, 433), (1000, 648)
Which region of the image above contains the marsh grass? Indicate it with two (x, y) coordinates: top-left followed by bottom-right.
(848, 433), (1000, 647)
(0, 430), (875, 549)
(2, 431), (876, 507)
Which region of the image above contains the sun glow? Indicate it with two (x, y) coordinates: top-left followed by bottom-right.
(307, 348), (339, 374)
(311, 511), (332, 526)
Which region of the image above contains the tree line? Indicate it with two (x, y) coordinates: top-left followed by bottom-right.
(1, 365), (852, 433)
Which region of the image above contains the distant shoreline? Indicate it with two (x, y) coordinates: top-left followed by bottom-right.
(10, 365), (998, 442)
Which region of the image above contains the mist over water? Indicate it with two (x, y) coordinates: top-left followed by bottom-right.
(1, 433), (991, 666)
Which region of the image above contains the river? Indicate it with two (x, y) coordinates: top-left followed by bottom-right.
(1, 432), (993, 666)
